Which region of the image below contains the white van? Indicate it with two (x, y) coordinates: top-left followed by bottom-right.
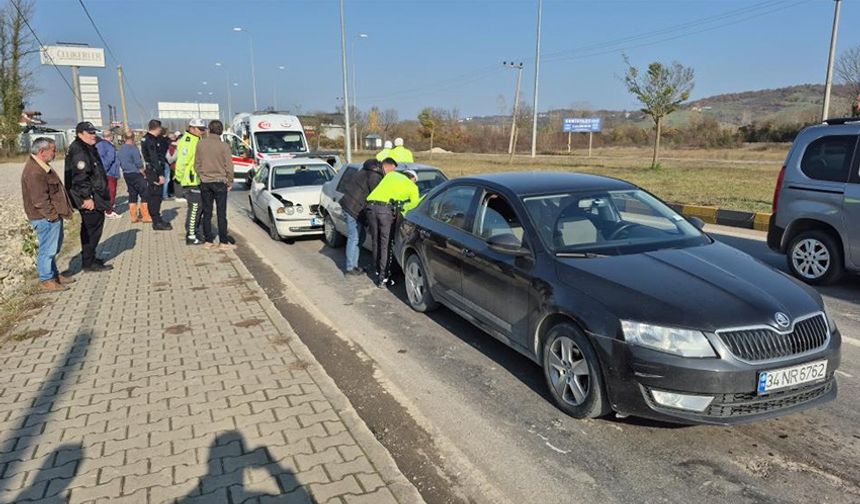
(222, 113), (309, 185)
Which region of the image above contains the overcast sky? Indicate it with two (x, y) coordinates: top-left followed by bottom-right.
(30, 0), (860, 127)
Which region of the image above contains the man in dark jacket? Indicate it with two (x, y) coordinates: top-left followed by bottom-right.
(335, 158), (385, 275)
(65, 121), (113, 272)
(141, 119), (172, 230)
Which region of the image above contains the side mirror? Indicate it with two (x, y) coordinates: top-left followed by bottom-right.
(688, 216), (705, 231)
(487, 233), (530, 257)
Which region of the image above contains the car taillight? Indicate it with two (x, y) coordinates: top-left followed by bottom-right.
(772, 165), (786, 213)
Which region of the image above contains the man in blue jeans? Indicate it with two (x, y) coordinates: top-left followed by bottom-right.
(334, 159), (385, 275)
(21, 138), (74, 292)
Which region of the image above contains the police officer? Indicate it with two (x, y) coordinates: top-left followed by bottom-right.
(375, 140), (393, 162)
(65, 121), (113, 272)
(390, 138), (414, 164)
(141, 119), (172, 230)
(175, 119), (207, 244)
(366, 158), (420, 287)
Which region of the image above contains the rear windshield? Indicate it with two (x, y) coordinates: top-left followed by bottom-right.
(255, 131), (306, 154)
(271, 164), (333, 189)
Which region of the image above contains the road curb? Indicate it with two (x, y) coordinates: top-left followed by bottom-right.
(228, 218), (426, 504)
(670, 203), (771, 232)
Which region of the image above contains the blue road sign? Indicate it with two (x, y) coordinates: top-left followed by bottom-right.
(563, 117), (602, 133)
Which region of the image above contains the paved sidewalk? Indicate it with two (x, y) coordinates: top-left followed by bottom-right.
(0, 202), (422, 504)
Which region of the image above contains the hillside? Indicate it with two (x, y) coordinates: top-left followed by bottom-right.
(469, 84), (855, 129)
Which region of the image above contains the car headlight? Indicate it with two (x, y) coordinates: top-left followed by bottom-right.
(621, 321), (716, 357)
(296, 205), (304, 214)
(285, 206), (295, 215)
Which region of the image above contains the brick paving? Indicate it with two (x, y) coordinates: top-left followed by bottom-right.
(0, 202), (422, 503)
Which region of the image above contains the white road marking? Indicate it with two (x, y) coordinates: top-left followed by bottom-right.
(842, 336), (860, 348)
(835, 370), (853, 378)
(545, 442), (570, 455)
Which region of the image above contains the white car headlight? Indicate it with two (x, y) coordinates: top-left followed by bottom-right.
(621, 321), (716, 358)
(285, 206), (295, 215)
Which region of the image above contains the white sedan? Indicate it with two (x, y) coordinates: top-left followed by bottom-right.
(248, 159), (335, 242)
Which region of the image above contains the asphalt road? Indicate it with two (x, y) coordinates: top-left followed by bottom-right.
(227, 188), (859, 504)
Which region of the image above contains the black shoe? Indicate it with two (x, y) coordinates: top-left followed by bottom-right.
(186, 237), (203, 245)
(83, 262), (113, 273)
(152, 221), (172, 231)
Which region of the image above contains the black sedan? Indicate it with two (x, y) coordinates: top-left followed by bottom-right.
(394, 172), (841, 424)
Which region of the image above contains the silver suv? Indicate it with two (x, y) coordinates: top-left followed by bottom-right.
(768, 118), (860, 285)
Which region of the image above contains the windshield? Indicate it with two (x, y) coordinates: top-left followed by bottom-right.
(271, 164), (333, 189)
(522, 189), (707, 255)
(254, 131), (306, 154)
(411, 169), (448, 195)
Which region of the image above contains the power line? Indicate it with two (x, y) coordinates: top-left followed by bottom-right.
(9, 0), (77, 98)
(77, 0), (148, 118)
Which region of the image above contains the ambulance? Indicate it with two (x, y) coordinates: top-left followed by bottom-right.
(222, 113), (309, 186)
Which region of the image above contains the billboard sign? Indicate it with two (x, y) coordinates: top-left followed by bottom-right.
(40, 45), (105, 68)
(78, 75), (102, 127)
(157, 102), (220, 121)
(563, 117), (602, 133)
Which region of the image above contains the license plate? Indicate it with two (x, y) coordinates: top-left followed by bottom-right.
(757, 360), (828, 394)
(310, 217), (319, 226)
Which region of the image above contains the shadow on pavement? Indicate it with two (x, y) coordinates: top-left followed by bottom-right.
(66, 228), (140, 276)
(0, 332), (91, 501)
(175, 431), (313, 503)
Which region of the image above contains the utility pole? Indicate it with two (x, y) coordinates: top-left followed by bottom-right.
(822, 0), (842, 121)
(504, 62), (524, 156)
(216, 62), (232, 121)
(70, 66), (83, 124)
(117, 65), (129, 129)
(530, 0), (543, 158)
(339, 0), (352, 163)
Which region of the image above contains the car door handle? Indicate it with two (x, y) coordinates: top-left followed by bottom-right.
(462, 248), (476, 258)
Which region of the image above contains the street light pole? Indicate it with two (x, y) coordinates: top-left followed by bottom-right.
(274, 65), (285, 111)
(233, 27), (258, 111)
(822, 0), (842, 121)
(351, 33), (368, 152)
(504, 62), (524, 156)
(339, 0), (352, 163)
(216, 62), (233, 121)
(530, 0), (543, 158)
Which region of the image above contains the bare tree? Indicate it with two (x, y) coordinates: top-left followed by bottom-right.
(836, 46), (860, 115)
(623, 55), (694, 167)
(379, 108), (398, 137)
(0, 0), (38, 155)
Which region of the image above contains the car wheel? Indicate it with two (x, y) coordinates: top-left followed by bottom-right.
(249, 197), (261, 224)
(323, 213), (346, 248)
(787, 230), (844, 285)
(268, 211), (282, 242)
(542, 323), (610, 419)
(404, 254), (438, 312)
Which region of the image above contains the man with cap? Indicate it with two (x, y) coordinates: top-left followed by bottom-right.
(334, 158), (386, 275)
(375, 140), (393, 162)
(390, 138), (414, 164)
(365, 158), (420, 287)
(65, 121), (113, 272)
(175, 119), (207, 245)
(141, 119), (172, 231)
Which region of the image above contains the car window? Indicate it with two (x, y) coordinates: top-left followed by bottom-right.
(271, 164), (333, 190)
(429, 185), (478, 231)
(474, 192), (524, 245)
(412, 170), (448, 195)
(799, 135), (857, 183)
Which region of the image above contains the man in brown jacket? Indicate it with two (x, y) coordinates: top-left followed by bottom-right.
(21, 138), (75, 292)
(194, 120), (235, 250)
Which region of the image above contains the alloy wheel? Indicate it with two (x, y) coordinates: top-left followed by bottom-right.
(791, 238), (830, 280)
(405, 259), (425, 306)
(547, 336), (591, 406)
(324, 215), (335, 243)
